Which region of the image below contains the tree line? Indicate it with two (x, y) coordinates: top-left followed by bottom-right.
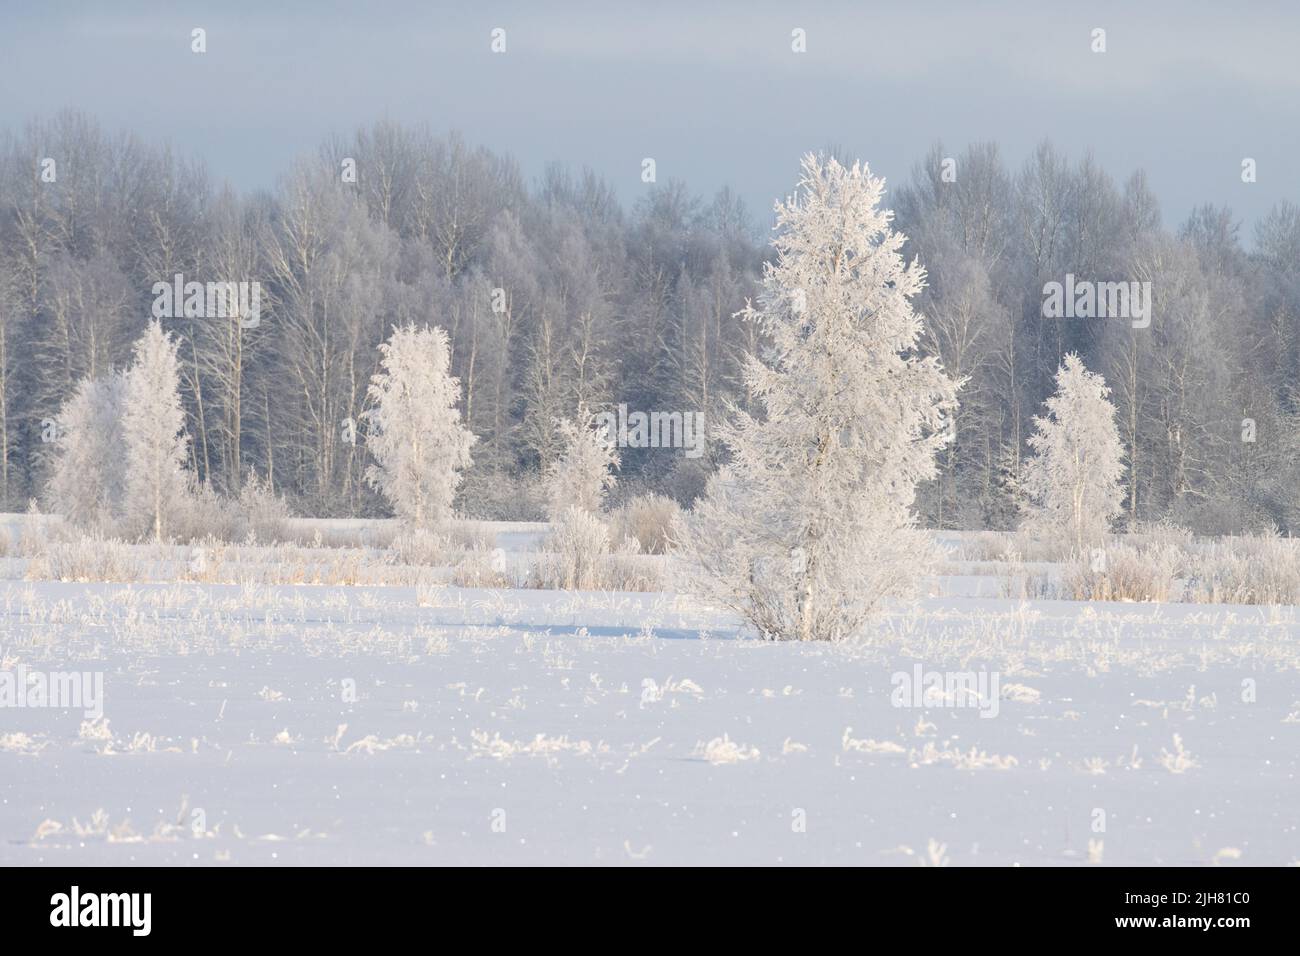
(1, 113), (1296, 533)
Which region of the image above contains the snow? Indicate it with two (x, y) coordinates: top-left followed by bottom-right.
(2, 523), (1297, 866)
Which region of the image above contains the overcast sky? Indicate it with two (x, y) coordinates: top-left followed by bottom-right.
(1, 0), (1295, 237)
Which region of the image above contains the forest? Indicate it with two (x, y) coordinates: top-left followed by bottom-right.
(2, 111), (1297, 533)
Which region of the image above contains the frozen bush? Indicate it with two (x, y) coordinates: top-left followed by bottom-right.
(610, 493), (681, 555)
(237, 470), (293, 543)
(18, 502), (77, 557)
(451, 546), (512, 588)
(456, 471), (546, 521)
(444, 522), (498, 552)
(543, 407), (618, 520)
(280, 521), (398, 550)
(1063, 542), (1180, 603)
(173, 481), (242, 543)
(956, 531), (1015, 562)
(1127, 520), (1194, 553)
(600, 547), (661, 592)
(29, 534), (145, 584)
(1187, 531), (1300, 605)
(534, 507), (611, 590)
(391, 530), (452, 567)
(531, 508), (661, 592)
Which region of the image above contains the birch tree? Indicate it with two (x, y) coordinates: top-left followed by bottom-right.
(121, 322), (191, 541)
(47, 372), (126, 529)
(363, 323), (475, 528)
(678, 154), (960, 642)
(1021, 354), (1126, 553)
(543, 404), (619, 519)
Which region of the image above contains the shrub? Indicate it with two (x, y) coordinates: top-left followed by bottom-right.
(171, 482), (241, 543)
(237, 471), (293, 543)
(530, 508), (661, 592)
(28, 534), (145, 583)
(610, 494), (681, 555)
(1186, 531), (1300, 605)
(456, 470), (547, 521)
(391, 530), (451, 567)
(542, 409), (618, 520)
(1063, 542), (1180, 602)
(444, 522), (498, 552)
(451, 546), (512, 588)
(533, 507), (611, 590)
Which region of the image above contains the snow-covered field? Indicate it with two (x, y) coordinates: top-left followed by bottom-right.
(2, 521), (1298, 866)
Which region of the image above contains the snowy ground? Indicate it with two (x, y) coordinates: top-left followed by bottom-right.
(2, 522), (1298, 866)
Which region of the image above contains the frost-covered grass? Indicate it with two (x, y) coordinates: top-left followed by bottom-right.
(1, 518), (1298, 865)
(0, 513), (664, 591)
(952, 527), (1300, 606)
(2, 522), (1289, 868)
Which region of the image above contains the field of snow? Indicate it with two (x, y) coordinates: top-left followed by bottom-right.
(2, 520), (1298, 866)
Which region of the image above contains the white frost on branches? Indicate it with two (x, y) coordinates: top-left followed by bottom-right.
(1021, 353), (1126, 554)
(48, 373), (127, 530)
(363, 323), (475, 529)
(677, 154), (961, 642)
(121, 321), (191, 541)
(543, 404), (619, 520)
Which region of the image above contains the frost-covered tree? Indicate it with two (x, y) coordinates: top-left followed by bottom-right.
(543, 404), (619, 520)
(121, 322), (192, 541)
(47, 372), (127, 530)
(1021, 354), (1126, 554)
(678, 154), (961, 642)
(363, 323), (475, 528)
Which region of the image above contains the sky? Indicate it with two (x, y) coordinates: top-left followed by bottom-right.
(0, 0), (1296, 237)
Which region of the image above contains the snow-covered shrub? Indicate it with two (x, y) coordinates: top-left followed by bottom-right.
(610, 493), (681, 555)
(237, 470), (292, 543)
(1021, 355), (1126, 557)
(279, 521), (397, 550)
(451, 546), (512, 588)
(173, 481), (242, 543)
(391, 524), (495, 571)
(1004, 526), (1065, 563)
(17, 501), (76, 557)
(996, 559), (1056, 600)
(444, 522), (498, 553)
(543, 406), (618, 520)
(1127, 520), (1194, 554)
(677, 154), (960, 641)
(121, 322), (193, 542)
(599, 544), (661, 592)
(535, 506), (611, 590)
(456, 470), (547, 521)
(363, 323), (476, 529)
(530, 507), (659, 591)
(29, 533), (145, 583)
(1063, 542), (1180, 603)
(1186, 531), (1300, 605)
(392, 529), (451, 566)
(956, 531), (1016, 562)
